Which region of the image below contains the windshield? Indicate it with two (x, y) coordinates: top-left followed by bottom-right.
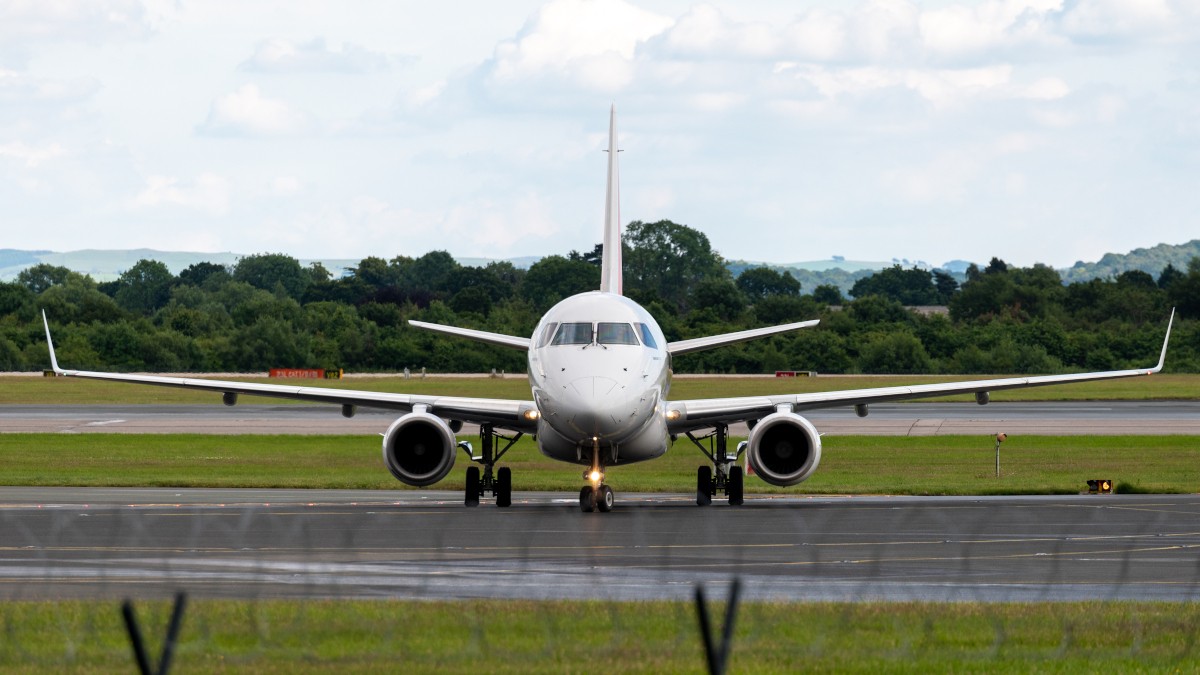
(636, 323), (658, 349)
(551, 322), (593, 346)
(597, 322), (639, 345)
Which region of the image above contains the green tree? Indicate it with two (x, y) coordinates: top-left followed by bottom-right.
(178, 262), (229, 288)
(17, 264), (76, 294)
(811, 284), (844, 305)
(689, 279), (747, 319)
(233, 253), (311, 300)
(736, 266), (801, 302)
(850, 265), (940, 305)
(623, 219), (728, 312)
(521, 256), (600, 311)
(113, 259), (174, 314)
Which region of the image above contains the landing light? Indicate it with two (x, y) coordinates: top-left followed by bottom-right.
(665, 409), (681, 421)
(523, 409), (540, 421)
(589, 470), (603, 483)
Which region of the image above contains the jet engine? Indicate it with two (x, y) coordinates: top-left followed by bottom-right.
(381, 412), (457, 487)
(745, 412), (822, 487)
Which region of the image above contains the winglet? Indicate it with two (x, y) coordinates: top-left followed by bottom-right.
(1151, 307), (1175, 373)
(599, 104), (622, 295)
(41, 309), (64, 375)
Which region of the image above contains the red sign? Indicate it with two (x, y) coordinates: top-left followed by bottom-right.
(269, 368), (326, 379)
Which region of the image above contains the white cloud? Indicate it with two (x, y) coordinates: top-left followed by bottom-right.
(0, 141), (66, 167)
(0, 0), (151, 42)
(270, 176), (301, 195)
(1058, 0), (1174, 42)
(240, 37), (395, 73)
(132, 173), (231, 216)
(198, 84), (312, 136)
(0, 69), (98, 103)
(485, 0), (673, 91)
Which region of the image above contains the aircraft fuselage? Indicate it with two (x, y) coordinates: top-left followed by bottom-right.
(528, 291), (671, 466)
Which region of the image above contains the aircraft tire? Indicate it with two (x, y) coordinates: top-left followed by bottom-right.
(728, 466), (744, 506)
(497, 467), (512, 507)
(597, 484), (614, 512)
(579, 486), (596, 512)
(696, 466), (712, 506)
(465, 466), (480, 507)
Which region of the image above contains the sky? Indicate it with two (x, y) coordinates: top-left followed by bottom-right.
(1, 0), (1198, 269)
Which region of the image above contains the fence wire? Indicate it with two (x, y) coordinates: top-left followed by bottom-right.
(2, 490), (1200, 671)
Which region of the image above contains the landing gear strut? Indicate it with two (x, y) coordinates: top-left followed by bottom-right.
(459, 424), (521, 507)
(579, 438), (614, 513)
(686, 424), (745, 506)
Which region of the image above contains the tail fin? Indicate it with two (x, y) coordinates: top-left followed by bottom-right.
(600, 105), (622, 295)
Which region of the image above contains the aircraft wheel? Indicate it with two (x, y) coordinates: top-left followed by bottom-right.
(696, 466), (712, 507)
(579, 486), (596, 512)
(496, 467), (512, 508)
(728, 466), (744, 506)
(465, 466), (480, 507)
(597, 484), (614, 512)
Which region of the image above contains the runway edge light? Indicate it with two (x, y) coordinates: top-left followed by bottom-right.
(1086, 479), (1114, 494)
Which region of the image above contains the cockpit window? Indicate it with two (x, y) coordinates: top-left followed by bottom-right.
(551, 322), (593, 345)
(597, 322), (639, 345)
(636, 323), (658, 349)
(537, 322), (558, 348)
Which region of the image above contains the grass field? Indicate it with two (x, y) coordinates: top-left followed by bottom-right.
(2, 433), (1196, 494)
(1, 372), (1195, 405)
(3, 599), (1198, 673)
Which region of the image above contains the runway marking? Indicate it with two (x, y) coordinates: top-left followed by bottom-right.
(621, 542), (1200, 571)
(83, 420), (126, 426)
(5, 531), (1200, 556)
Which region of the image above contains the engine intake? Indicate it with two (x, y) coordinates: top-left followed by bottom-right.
(381, 412), (457, 487)
(746, 412), (822, 487)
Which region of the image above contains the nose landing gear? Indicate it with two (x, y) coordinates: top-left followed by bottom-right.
(579, 438), (614, 512)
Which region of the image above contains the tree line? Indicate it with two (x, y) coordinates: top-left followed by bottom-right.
(0, 219), (1195, 374)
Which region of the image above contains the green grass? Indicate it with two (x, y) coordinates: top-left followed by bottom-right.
(2, 372), (1196, 405)
(3, 599), (1199, 673)
(1, 433), (1196, 495)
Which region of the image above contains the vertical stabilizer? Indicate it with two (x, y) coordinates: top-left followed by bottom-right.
(600, 105), (622, 295)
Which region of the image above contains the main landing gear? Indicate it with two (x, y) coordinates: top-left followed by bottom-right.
(579, 438), (614, 513)
(459, 424), (522, 508)
(685, 424), (745, 507)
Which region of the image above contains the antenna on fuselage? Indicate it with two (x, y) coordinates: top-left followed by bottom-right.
(600, 104), (623, 296)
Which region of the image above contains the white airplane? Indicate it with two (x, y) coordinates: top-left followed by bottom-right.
(42, 107), (1173, 513)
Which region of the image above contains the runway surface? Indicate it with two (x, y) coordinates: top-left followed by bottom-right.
(2, 487), (1199, 602)
(2, 401), (1199, 435)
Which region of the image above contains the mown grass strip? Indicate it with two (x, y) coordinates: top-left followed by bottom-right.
(1, 433), (1196, 495)
(2, 599), (1198, 673)
(1, 373), (1195, 405)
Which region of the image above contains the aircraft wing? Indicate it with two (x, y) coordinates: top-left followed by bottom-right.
(42, 312), (538, 432)
(666, 310), (1174, 433)
(667, 319), (819, 356)
(408, 320), (530, 350)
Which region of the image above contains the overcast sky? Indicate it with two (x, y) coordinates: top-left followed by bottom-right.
(2, 0), (1198, 269)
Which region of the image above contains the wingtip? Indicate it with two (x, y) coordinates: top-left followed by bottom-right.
(1152, 307), (1174, 373)
(41, 309), (63, 375)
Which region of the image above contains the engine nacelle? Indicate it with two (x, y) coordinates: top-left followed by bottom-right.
(381, 412), (457, 487)
(746, 412), (822, 487)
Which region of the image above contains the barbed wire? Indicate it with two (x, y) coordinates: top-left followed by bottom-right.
(2, 493), (1200, 671)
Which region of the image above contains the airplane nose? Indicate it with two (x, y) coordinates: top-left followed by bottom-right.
(565, 376), (623, 436)
(570, 376), (620, 401)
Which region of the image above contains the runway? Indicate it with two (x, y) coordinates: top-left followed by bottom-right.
(2, 401), (1199, 435)
(2, 487), (1199, 603)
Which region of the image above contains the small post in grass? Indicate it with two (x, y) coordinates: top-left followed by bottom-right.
(994, 432), (1007, 478)
(695, 577), (741, 675)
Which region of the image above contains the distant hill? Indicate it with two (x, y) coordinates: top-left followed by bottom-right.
(6, 239), (1197, 289)
(1060, 240), (1200, 283)
(0, 249), (540, 283)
